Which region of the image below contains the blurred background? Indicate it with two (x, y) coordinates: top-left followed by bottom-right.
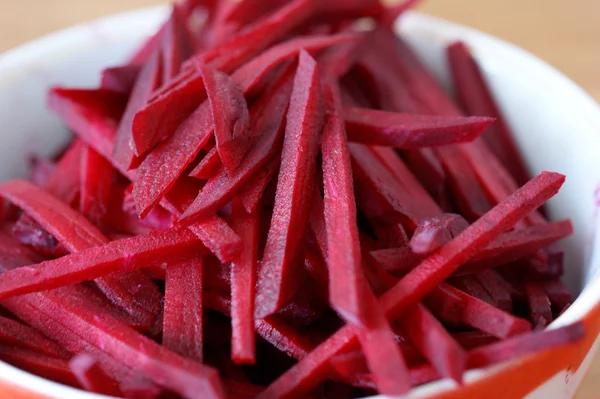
(1, 0), (599, 398)
(1, 0), (599, 102)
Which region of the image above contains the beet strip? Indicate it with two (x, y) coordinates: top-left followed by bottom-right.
(79, 145), (114, 225)
(377, 31), (494, 219)
(100, 65), (141, 95)
(447, 41), (530, 186)
(163, 258), (203, 362)
(450, 276), (495, 306)
(47, 88), (132, 179)
(0, 180), (164, 331)
(344, 107), (493, 148)
(422, 284), (466, 324)
(257, 172), (564, 398)
(158, 66), (295, 222)
(0, 227), (208, 300)
(134, 35), (351, 219)
(0, 237), (160, 387)
(320, 86), (366, 324)
(238, 157), (279, 214)
(457, 219), (573, 274)
(198, 63), (250, 172)
(160, 5), (194, 83)
(190, 147), (222, 179)
(349, 143), (417, 228)
(543, 279), (573, 311)
(525, 281), (553, 329)
(443, 284), (532, 338)
(0, 315), (67, 359)
(475, 270), (513, 312)
(409, 214), (469, 254)
(113, 49), (162, 168)
(252, 51), (325, 318)
(134, 101), (214, 218)
(369, 146), (441, 217)
(69, 354), (122, 396)
(355, 285), (412, 396)
(332, 322), (583, 389)
(134, 34), (352, 155)
(230, 200), (259, 364)
(31, 287), (224, 399)
(399, 304), (466, 382)
(371, 220), (572, 276)
(203, 291), (315, 360)
(466, 322), (584, 368)
(188, 216), (243, 263)
(200, 0), (317, 71)
(0, 345), (79, 387)
(46, 139), (85, 205)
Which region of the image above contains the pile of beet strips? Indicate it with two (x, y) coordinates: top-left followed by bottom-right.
(0, 0), (584, 398)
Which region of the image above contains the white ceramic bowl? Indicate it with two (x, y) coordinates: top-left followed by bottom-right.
(0, 6), (599, 399)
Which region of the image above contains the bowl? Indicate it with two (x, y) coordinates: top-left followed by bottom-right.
(0, 5), (599, 399)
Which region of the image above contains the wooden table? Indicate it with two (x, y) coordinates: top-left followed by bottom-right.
(1, 1), (599, 398)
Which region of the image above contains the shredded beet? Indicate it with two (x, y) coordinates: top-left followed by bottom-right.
(0, 2), (580, 398)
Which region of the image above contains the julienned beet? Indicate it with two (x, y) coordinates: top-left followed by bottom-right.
(0, 0), (584, 398)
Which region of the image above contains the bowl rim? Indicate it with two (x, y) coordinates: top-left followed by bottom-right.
(0, 5), (598, 399)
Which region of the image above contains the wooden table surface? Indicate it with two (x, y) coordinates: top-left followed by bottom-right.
(1, 1), (599, 398)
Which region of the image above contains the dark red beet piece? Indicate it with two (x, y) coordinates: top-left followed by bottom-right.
(444, 284), (532, 339)
(466, 322), (584, 368)
(190, 147), (222, 179)
(200, 0), (317, 71)
(344, 107), (493, 148)
(457, 220), (573, 274)
(237, 157), (279, 214)
(203, 291), (315, 361)
(349, 143), (417, 228)
(47, 88), (133, 180)
(230, 200), (259, 364)
(46, 138), (85, 206)
(80, 145), (114, 225)
(369, 146), (441, 217)
(163, 258), (204, 362)
(0, 345), (78, 387)
(135, 33), (351, 157)
(198, 63), (251, 173)
(543, 279), (573, 311)
(119, 378), (163, 399)
(422, 285), (466, 324)
(409, 213), (469, 254)
(259, 172), (564, 398)
(398, 304), (466, 382)
(320, 88), (366, 325)
(100, 65), (141, 95)
(0, 315), (67, 359)
(447, 41), (530, 186)
(475, 269), (513, 312)
(160, 4), (195, 82)
(12, 216), (62, 258)
(35, 289), (224, 399)
(69, 354), (122, 396)
(450, 276), (496, 306)
(0, 227), (208, 300)
(252, 51), (325, 318)
(369, 246), (422, 275)
(113, 49), (162, 167)
(370, 220), (573, 276)
(525, 281), (553, 329)
(0, 180), (164, 332)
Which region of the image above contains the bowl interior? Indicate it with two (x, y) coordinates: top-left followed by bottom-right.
(0, 6), (598, 399)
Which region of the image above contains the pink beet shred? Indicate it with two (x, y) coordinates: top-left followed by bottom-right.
(0, 1), (581, 398)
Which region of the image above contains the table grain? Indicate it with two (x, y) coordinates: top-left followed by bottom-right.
(1, 1), (599, 398)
